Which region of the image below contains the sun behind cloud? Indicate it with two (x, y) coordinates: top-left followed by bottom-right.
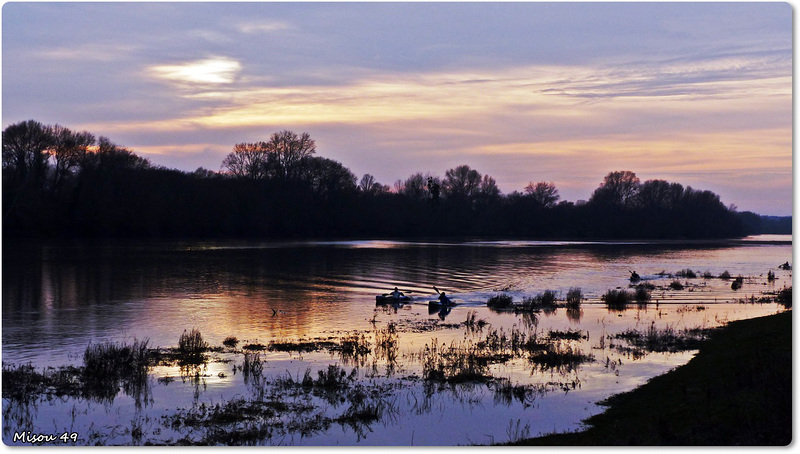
(149, 56), (242, 85)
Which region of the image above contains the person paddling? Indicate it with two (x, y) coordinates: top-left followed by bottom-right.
(389, 287), (405, 299)
(433, 286), (453, 306)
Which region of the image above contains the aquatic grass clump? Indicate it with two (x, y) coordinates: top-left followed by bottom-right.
(519, 290), (559, 312)
(547, 329), (587, 341)
(83, 339), (151, 384)
(178, 329), (208, 363)
(242, 352), (264, 383)
(527, 341), (594, 374)
(82, 338), (152, 403)
(487, 293), (514, 309)
(565, 287), (582, 309)
(776, 286), (792, 308)
(602, 289), (633, 311)
(2, 363), (82, 401)
(614, 323), (709, 353)
(223, 337), (239, 348)
(634, 285), (652, 304)
(731, 276), (744, 290)
(669, 280), (685, 290)
(464, 310), (488, 332)
(339, 332), (371, 359)
(419, 339), (495, 383)
(675, 269), (697, 278)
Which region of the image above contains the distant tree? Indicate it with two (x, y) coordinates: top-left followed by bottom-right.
(221, 142), (269, 179)
(359, 173), (388, 195)
(443, 164), (482, 200)
(398, 172), (430, 201)
(83, 137), (150, 171)
(636, 179), (684, 211)
(2, 119), (54, 190)
(479, 174), (500, 199)
(50, 125), (95, 193)
(192, 167), (217, 178)
(524, 181), (559, 208)
(303, 157), (357, 196)
(264, 130), (316, 181)
(590, 171), (640, 207)
(427, 176), (441, 203)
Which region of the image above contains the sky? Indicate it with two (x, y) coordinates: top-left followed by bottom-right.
(2, 2), (793, 215)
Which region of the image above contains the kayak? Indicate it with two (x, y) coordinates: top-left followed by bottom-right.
(376, 295), (412, 304)
(428, 299), (457, 307)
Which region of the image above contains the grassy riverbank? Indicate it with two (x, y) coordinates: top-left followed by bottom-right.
(515, 310), (792, 446)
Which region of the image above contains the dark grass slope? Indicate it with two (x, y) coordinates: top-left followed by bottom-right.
(514, 310), (791, 446)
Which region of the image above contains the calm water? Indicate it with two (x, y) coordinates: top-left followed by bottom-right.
(2, 235), (792, 445)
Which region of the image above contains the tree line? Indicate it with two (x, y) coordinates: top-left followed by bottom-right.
(3, 120), (780, 239)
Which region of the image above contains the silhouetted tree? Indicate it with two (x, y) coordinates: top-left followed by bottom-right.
(398, 172), (433, 201)
(2, 120), (54, 191)
(221, 142), (269, 179)
(524, 181), (560, 208)
(264, 130), (316, 181)
(590, 171), (640, 208)
(635, 179), (684, 210)
(443, 164), (481, 200)
(50, 125), (95, 193)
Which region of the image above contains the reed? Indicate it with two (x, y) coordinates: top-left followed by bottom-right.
(669, 280), (685, 290)
(565, 287), (582, 309)
(487, 293), (514, 309)
(223, 336), (239, 348)
(178, 329), (208, 363)
(602, 289), (633, 310)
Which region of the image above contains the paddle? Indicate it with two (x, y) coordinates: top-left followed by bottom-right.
(381, 290), (414, 296)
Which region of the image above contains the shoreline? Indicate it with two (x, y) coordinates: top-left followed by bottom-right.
(512, 310), (792, 446)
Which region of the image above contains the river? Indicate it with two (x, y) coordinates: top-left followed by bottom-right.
(1, 235), (791, 445)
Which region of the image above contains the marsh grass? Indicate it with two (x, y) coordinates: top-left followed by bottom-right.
(669, 280), (685, 290)
(464, 310), (489, 332)
(82, 339), (152, 403)
(731, 276), (744, 290)
(634, 285), (652, 304)
(776, 286), (792, 308)
(527, 341), (594, 374)
(675, 269), (697, 278)
(242, 352), (264, 383)
(487, 294), (514, 309)
(222, 337), (239, 348)
(3, 339), (153, 405)
(419, 339), (494, 382)
(267, 340), (334, 353)
(602, 289), (633, 311)
(491, 378), (548, 407)
(547, 329), (587, 341)
(178, 329), (208, 364)
(2, 364), (83, 401)
(614, 322), (709, 353)
(519, 290), (559, 312)
(565, 287), (582, 309)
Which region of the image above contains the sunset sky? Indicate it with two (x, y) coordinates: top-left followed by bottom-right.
(2, 2), (792, 215)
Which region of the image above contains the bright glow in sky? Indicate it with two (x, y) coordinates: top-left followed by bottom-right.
(2, 2), (792, 215)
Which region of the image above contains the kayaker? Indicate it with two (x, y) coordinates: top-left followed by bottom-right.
(390, 287), (405, 299)
(437, 290), (452, 306)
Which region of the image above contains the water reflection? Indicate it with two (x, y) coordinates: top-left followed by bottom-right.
(2, 237), (792, 445)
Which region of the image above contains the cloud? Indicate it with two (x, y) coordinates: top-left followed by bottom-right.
(149, 57), (242, 85)
(237, 20), (293, 34)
